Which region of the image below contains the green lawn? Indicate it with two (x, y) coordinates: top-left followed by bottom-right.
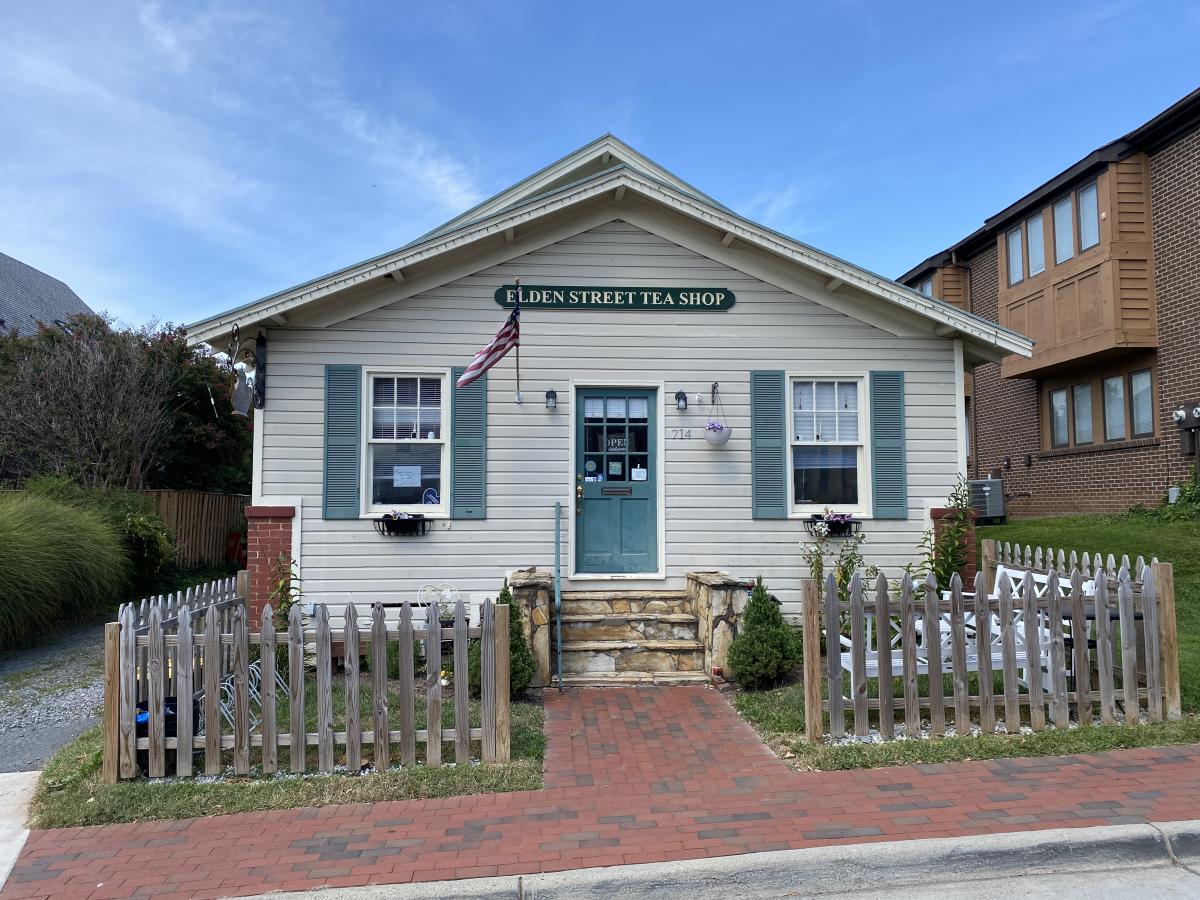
(736, 681), (1200, 770)
(981, 515), (1200, 713)
(733, 512), (1200, 769)
(31, 696), (545, 830)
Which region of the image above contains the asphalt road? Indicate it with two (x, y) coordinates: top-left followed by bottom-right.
(265, 820), (1200, 900)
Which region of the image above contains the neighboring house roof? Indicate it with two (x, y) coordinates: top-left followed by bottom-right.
(0, 252), (94, 337)
(188, 136), (1033, 363)
(899, 85), (1200, 284)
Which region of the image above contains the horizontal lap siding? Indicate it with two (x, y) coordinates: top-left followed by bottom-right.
(260, 221), (959, 614)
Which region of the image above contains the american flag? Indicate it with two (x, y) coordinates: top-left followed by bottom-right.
(456, 281), (520, 389)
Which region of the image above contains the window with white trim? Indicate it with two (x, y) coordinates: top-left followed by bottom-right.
(366, 373), (448, 512)
(791, 378), (864, 509)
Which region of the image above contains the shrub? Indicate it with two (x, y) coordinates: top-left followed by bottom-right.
(22, 477), (174, 587)
(727, 576), (801, 691)
(470, 581), (536, 699)
(0, 492), (130, 648)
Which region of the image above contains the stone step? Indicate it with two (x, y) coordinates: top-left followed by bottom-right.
(557, 671), (711, 687)
(558, 590), (691, 616)
(559, 639), (705, 676)
(555, 612), (699, 643)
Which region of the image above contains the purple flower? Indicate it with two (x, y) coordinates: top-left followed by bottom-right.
(705, 420), (725, 432)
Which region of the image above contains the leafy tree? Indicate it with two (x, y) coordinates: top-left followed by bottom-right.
(0, 314), (252, 494)
(727, 577), (802, 690)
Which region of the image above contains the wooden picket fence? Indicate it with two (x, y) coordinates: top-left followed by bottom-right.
(799, 557), (1180, 744)
(101, 598), (510, 782)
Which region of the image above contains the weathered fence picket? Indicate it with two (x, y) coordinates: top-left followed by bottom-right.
(800, 550), (1179, 744)
(102, 595), (512, 783)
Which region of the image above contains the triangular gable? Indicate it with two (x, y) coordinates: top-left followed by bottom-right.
(415, 134), (728, 242)
(188, 138), (1033, 364)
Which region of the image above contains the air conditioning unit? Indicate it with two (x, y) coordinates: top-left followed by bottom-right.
(968, 478), (1006, 524)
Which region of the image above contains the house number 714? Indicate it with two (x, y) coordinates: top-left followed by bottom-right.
(670, 428), (692, 440)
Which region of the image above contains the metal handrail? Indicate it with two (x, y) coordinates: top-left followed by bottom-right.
(554, 501), (563, 692)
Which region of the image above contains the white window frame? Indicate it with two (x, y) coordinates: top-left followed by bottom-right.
(787, 374), (872, 518)
(361, 368), (451, 518)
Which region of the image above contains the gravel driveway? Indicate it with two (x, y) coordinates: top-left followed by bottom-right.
(0, 619), (108, 773)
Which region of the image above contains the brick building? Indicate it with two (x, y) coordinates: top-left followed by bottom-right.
(901, 87), (1200, 519)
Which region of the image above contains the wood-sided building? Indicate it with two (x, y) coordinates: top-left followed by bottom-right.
(901, 87), (1200, 519)
(189, 137), (1028, 684)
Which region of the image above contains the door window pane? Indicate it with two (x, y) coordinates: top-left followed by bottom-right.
(1072, 383), (1093, 444)
(1131, 370), (1153, 436)
(1054, 197), (1075, 264)
(1006, 227), (1023, 285)
(1050, 389), (1069, 447)
(1078, 182), (1099, 250)
(793, 446), (858, 505)
(1027, 214), (1045, 275)
(1103, 376), (1126, 441)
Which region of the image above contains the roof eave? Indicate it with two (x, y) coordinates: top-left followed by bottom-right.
(189, 167), (1032, 359)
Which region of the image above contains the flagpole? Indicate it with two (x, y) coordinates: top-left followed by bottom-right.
(514, 278), (522, 402)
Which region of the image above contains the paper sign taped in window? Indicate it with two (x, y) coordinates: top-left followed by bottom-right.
(392, 465), (422, 487)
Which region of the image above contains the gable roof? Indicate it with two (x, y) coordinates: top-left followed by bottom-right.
(0, 252), (94, 337)
(899, 85), (1200, 284)
(188, 137), (1032, 362)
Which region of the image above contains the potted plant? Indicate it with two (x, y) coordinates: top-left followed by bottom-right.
(803, 508), (860, 538)
(704, 419), (733, 446)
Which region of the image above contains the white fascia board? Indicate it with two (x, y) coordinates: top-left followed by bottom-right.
(188, 167), (1033, 360)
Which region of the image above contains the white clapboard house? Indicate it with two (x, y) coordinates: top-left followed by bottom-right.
(189, 136), (1031, 682)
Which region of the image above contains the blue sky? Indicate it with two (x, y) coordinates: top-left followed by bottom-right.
(2, 1), (1198, 327)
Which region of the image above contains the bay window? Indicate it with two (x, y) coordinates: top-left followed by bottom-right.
(791, 378), (864, 509)
(367, 373), (447, 512)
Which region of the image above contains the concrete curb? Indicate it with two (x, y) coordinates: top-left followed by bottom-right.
(262, 819), (1200, 899)
(0, 771), (39, 892)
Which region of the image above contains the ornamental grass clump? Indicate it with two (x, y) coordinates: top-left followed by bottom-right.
(727, 576), (802, 690)
(0, 492), (130, 648)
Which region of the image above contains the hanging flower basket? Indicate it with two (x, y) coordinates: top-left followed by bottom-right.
(704, 420), (733, 446)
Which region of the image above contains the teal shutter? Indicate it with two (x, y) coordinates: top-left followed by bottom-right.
(750, 370), (787, 519)
(323, 364), (362, 520)
(870, 370), (908, 519)
(450, 368), (487, 519)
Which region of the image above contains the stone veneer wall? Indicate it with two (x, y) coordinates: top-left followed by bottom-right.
(507, 570), (552, 688)
(687, 572), (749, 674)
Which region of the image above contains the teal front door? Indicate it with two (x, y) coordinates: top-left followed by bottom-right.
(575, 388), (658, 574)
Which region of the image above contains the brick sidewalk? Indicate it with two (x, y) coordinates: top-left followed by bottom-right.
(4, 687), (1200, 899)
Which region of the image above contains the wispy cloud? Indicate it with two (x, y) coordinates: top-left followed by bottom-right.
(0, 1), (486, 322)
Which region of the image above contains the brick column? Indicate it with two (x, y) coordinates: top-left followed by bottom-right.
(930, 507), (979, 585)
(245, 505), (295, 621)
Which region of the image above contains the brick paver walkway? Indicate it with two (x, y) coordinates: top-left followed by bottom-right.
(5, 687), (1200, 899)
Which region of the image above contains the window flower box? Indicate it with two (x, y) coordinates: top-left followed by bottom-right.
(803, 512), (860, 538)
(374, 512), (430, 536)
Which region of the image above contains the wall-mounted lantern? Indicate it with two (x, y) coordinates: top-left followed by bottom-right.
(545, 389), (557, 409)
(675, 389), (688, 411)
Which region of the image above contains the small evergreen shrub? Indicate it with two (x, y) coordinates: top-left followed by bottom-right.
(0, 492), (130, 648)
(470, 581), (536, 699)
(726, 576), (802, 690)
